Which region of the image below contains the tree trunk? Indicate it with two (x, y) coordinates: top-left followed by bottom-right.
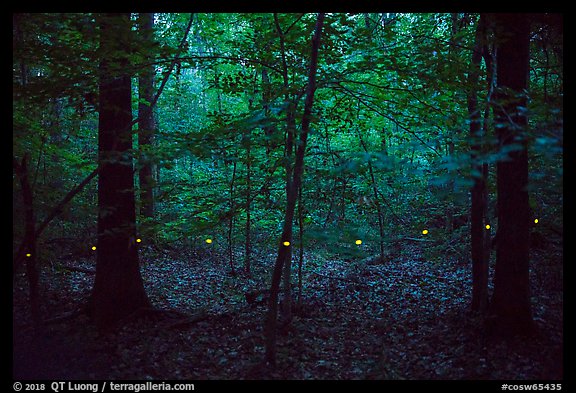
(14, 154), (41, 331)
(488, 13), (533, 336)
(357, 129), (385, 261)
(297, 187), (304, 307)
(138, 12), (157, 219)
(244, 134), (252, 276)
(261, 67), (275, 156)
(273, 12), (298, 325)
(13, 14), (30, 87)
(228, 160), (237, 275)
(91, 13), (150, 331)
(468, 14), (489, 313)
(265, 12), (325, 367)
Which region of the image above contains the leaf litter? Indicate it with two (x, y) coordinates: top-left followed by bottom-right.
(13, 241), (562, 380)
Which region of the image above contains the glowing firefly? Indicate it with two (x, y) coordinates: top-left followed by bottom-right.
(205, 238), (213, 244)
(283, 241), (290, 246)
(355, 239), (362, 245)
(422, 229), (429, 235)
(485, 224), (491, 230)
(136, 238), (142, 243)
(25, 253), (32, 257)
(534, 218), (539, 224)
(91, 246), (97, 251)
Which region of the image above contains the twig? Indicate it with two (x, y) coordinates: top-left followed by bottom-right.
(62, 265), (96, 275)
(401, 237), (436, 242)
(162, 310), (209, 329)
(44, 305), (89, 325)
(311, 271), (361, 284)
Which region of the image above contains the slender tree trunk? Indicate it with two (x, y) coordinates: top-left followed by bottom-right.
(14, 155), (41, 331)
(13, 14), (29, 87)
(480, 51), (495, 280)
(244, 135), (252, 276)
(273, 13), (298, 324)
(481, 23), (496, 295)
(488, 13), (533, 336)
(265, 12), (325, 366)
(260, 66), (278, 204)
(91, 13), (150, 331)
(261, 67), (275, 156)
(445, 13), (462, 234)
(228, 160), (237, 275)
(468, 14), (489, 313)
(357, 129), (385, 261)
(445, 140), (455, 233)
(322, 125), (337, 228)
(297, 187), (304, 307)
(138, 12), (157, 219)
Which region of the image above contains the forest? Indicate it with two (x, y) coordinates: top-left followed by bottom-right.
(12, 13), (563, 382)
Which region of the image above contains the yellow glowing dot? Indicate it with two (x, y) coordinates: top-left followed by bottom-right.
(485, 224), (491, 230)
(25, 253), (32, 257)
(422, 229), (429, 235)
(136, 238), (142, 243)
(355, 239), (362, 245)
(534, 218), (539, 224)
(283, 241), (290, 246)
(205, 238), (212, 244)
(91, 246), (97, 251)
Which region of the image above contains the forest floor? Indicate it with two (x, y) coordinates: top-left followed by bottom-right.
(12, 236), (563, 381)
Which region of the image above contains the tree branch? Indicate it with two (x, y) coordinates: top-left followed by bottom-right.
(178, 55), (283, 75)
(333, 83), (443, 157)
